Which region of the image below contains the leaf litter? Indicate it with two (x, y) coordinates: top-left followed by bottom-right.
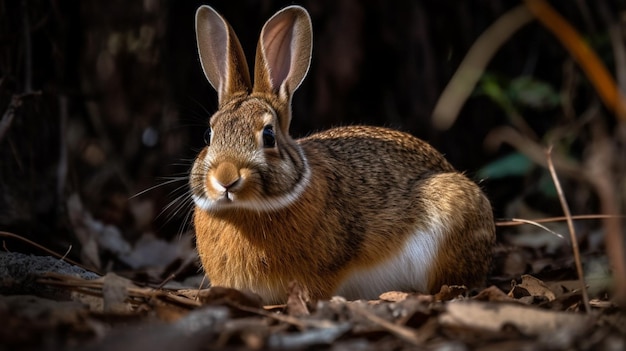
(0, 247), (625, 351)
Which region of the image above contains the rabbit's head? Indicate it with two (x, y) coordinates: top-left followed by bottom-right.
(190, 6), (313, 212)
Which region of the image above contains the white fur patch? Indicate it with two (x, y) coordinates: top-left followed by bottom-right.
(334, 225), (443, 300)
(192, 151), (312, 213)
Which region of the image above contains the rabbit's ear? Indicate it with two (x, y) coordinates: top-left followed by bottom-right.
(196, 6), (252, 106)
(253, 6), (312, 101)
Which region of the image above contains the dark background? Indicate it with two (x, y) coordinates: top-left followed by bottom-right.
(0, 0), (623, 277)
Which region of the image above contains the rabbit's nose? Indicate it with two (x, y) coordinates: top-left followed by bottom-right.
(212, 162), (241, 190)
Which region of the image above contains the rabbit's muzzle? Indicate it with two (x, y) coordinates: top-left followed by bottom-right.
(209, 161), (243, 200)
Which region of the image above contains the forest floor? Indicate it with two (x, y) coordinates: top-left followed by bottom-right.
(1, 235), (624, 351)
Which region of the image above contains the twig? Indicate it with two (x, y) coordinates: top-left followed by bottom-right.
(235, 302), (336, 330)
(583, 120), (626, 307)
(499, 218), (565, 239)
(545, 147), (591, 312)
(58, 244), (73, 262)
(195, 275), (208, 301)
(39, 272), (203, 309)
(348, 303), (426, 346)
(0, 231), (100, 274)
(496, 214), (625, 227)
(597, 1), (626, 308)
(432, 5), (534, 130)
(157, 273), (177, 290)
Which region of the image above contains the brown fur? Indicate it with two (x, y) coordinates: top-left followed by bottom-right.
(190, 6), (495, 304)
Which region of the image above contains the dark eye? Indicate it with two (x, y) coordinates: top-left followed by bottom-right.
(262, 125), (276, 148)
(203, 128), (212, 145)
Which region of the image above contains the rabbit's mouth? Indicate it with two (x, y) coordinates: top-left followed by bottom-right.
(193, 176), (246, 210)
(218, 190), (235, 203)
(192, 192), (233, 211)
(206, 182), (239, 206)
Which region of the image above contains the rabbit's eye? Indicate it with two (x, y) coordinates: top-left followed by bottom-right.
(262, 125), (276, 148)
(203, 128), (212, 145)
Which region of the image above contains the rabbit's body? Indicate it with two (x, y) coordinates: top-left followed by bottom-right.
(190, 6), (495, 304)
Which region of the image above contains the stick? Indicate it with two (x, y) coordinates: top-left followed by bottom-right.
(545, 147), (591, 312)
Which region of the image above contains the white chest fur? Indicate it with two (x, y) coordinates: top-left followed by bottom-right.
(334, 227), (442, 300)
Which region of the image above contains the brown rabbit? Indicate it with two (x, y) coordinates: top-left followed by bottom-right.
(190, 5), (495, 304)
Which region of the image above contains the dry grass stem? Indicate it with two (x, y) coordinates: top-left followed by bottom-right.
(545, 147), (591, 312)
(0, 231), (88, 271)
(496, 214), (625, 227)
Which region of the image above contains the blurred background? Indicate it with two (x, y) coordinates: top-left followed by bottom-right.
(0, 0), (623, 286)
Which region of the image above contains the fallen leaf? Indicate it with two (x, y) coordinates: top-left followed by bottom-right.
(348, 303), (425, 346)
(379, 291), (412, 302)
(509, 274), (557, 301)
(439, 300), (593, 337)
(473, 285), (518, 302)
(434, 285), (467, 301)
(101, 273), (136, 313)
(196, 286), (263, 310)
(286, 280), (310, 317)
(267, 322), (352, 349)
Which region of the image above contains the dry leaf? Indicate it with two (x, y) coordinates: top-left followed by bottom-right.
(101, 272), (136, 313)
(434, 285), (467, 301)
(509, 274), (557, 301)
(196, 286), (263, 309)
(473, 285), (518, 302)
(379, 291), (412, 302)
(267, 322), (352, 349)
(286, 281), (310, 317)
(439, 300), (592, 337)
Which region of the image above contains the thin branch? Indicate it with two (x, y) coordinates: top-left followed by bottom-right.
(496, 214), (625, 227)
(583, 119), (626, 307)
(500, 218), (565, 240)
(0, 231), (101, 275)
(545, 147), (591, 312)
(348, 303), (427, 346)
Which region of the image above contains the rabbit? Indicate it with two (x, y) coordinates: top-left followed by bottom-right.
(189, 5), (496, 305)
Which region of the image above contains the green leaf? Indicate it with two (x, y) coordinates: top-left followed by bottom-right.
(509, 76), (560, 109)
(477, 152), (533, 179)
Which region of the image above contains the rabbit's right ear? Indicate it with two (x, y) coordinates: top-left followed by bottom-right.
(196, 6), (252, 106)
(253, 6), (312, 101)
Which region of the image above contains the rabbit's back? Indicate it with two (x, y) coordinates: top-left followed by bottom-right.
(297, 126), (494, 300)
(300, 125), (455, 179)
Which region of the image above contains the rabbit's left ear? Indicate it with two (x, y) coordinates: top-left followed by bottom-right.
(196, 6), (252, 106)
(253, 6), (312, 102)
